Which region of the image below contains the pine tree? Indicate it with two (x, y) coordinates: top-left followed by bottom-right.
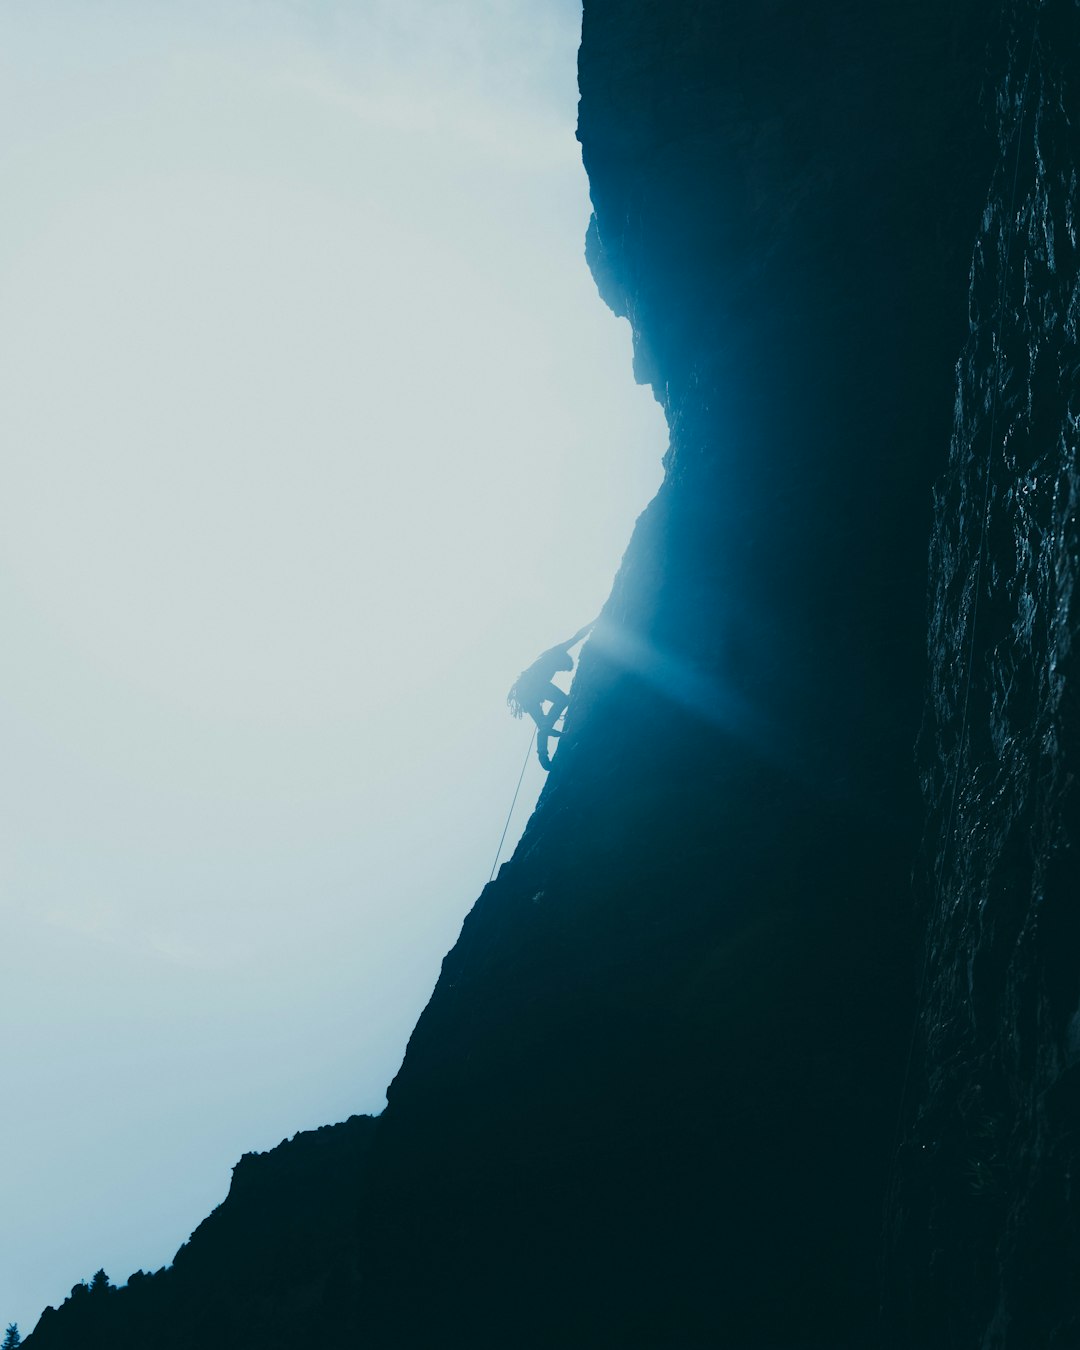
(2, 1323), (22, 1349)
(89, 1269), (111, 1295)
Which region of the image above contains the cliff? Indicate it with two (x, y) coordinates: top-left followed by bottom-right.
(885, 2), (1080, 1346)
(25, 2), (1079, 1348)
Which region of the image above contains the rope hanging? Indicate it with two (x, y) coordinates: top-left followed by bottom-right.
(488, 728), (537, 884)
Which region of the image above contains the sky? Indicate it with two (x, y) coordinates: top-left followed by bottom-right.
(0, 0), (666, 1335)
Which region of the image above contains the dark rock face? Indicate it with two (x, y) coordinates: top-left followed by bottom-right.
(24, 3), (1078, 1348)
(885, 3), (1080, 1347)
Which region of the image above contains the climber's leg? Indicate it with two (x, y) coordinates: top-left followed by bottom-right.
(543, 689), (570, 726)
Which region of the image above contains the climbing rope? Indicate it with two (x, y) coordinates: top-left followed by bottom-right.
(487, 727), (537, 883)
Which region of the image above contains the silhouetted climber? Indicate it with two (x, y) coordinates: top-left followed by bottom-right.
(507, 622), (594, 769)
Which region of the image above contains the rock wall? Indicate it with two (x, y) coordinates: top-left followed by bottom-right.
(885, 3), (1080, 1346)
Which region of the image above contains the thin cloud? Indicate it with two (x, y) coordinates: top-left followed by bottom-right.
(273, 62), (575, 168)
(44, 904), (236, 972)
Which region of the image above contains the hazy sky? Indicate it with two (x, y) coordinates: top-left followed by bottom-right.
(0, 1), (665, 1332)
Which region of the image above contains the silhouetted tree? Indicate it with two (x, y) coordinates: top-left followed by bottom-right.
(89, 1270), (111, 1295)
(2, 1323), (22, 1349)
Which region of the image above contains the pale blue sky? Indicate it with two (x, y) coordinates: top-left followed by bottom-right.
(0, 2), (665, 1333)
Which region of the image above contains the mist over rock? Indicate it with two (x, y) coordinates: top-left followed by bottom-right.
(25, 2), (1079, 1347)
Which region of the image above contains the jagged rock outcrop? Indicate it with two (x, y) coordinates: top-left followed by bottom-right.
(29, 1117), (375, 1349)
(26, 3), (1077, 1348)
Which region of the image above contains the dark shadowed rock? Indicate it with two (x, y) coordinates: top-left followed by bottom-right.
(884, 3), (1080, 1346)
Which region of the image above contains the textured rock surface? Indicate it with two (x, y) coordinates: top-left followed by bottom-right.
(885, 3), (1080, 1347)
(23, 3), (1077, 1348)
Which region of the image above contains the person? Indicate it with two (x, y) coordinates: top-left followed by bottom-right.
(507, 622), (594, 769)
